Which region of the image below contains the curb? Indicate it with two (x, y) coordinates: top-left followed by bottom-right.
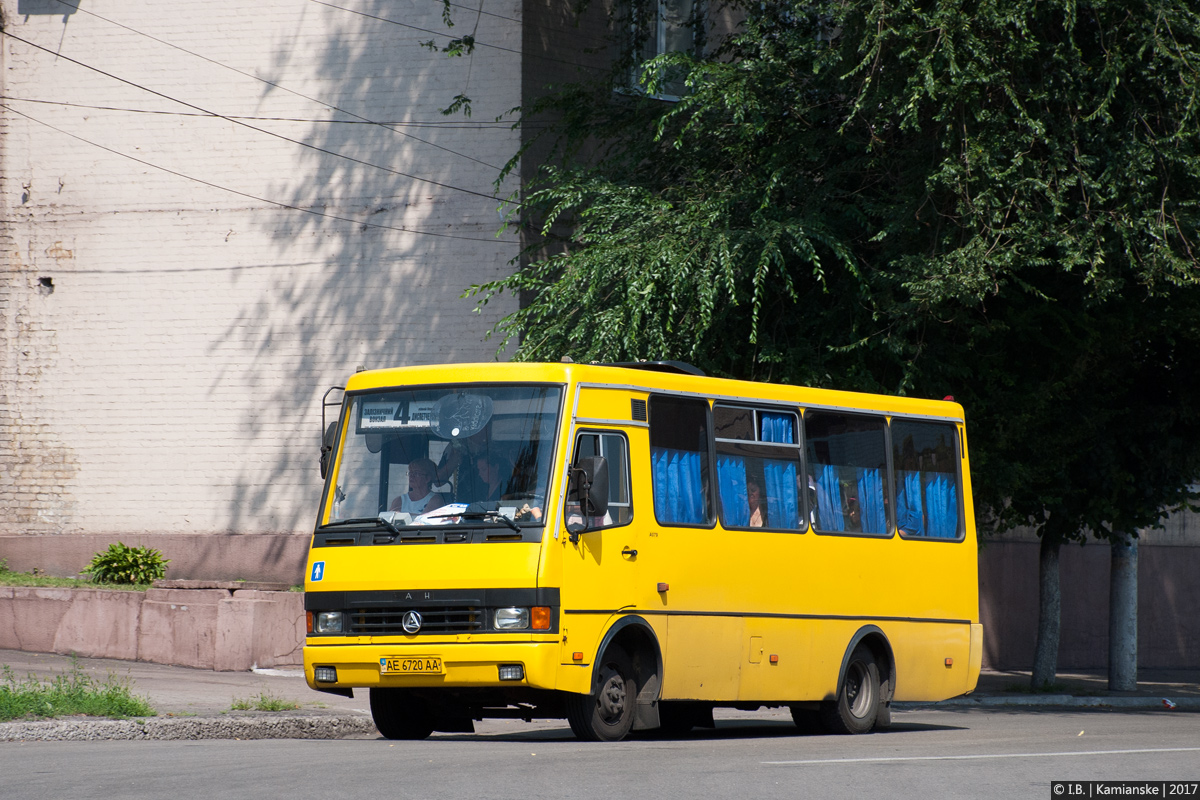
(0, 713), (379, 742)
(897, 696), (1200, 710)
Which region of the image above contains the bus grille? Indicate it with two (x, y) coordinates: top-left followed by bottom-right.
(347, 605), (483, 635)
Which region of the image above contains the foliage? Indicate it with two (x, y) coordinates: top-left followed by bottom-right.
(230, 691), (301, 712)
(0, 660), (155, 721)
(470, 0), (1200, 543)
(82, 542), (169, 586)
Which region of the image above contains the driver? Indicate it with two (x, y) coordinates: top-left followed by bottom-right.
(390, 458), (446, 515)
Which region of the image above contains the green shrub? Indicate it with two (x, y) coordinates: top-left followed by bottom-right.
(82, 542), (169, 585)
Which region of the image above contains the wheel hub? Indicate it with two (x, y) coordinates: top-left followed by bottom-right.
(598, 674), (627, 721)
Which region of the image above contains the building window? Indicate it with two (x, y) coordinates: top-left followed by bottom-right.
(630, 0), (702, 100)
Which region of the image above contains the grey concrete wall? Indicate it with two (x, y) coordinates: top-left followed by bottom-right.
(979, 540), (1200, 671)
(0, 584), (303, 670)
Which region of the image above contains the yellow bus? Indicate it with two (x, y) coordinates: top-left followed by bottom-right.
(304, 362), (981, 741)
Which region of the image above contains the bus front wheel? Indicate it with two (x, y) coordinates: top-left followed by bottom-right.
(566, 648), (636, 742)
(820, 644), (880, 734)
(370, 688), (433, 740)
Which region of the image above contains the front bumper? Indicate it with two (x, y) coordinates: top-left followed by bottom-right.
(304, 640), (563, 691)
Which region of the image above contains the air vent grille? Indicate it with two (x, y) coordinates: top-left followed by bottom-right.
(631, 399), (648, 421)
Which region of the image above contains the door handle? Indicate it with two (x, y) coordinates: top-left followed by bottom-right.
(621, 547), (638, 558)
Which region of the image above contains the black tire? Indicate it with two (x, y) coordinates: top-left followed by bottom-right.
(370, 688), (434, 740)
(566, 648), (637, 742)
(820, 644), (881, 735)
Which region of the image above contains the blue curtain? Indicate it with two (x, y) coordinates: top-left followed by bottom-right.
(857, 468), (886, 534)
(895, 470), (925, 536)
(760, 413), (794, 444)
(717, 456), (750, 527)
(652, 447), (706, 524)
(925, 474), (958, 538)
(763, 459), (799, 529)
(815, 464), (844, 531)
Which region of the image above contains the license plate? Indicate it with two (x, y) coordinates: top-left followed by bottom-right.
(379, 656), (443, 675)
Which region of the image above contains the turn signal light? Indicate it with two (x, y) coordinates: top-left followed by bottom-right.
(531, 606), (551, 630)
(572, 652), (584, 661)
(769, 654), (779, 664)
(945, 657), (954, 667)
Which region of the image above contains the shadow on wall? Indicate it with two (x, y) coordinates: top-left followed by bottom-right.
(17, 0), (79, 18)
(212, 0), (522, 535)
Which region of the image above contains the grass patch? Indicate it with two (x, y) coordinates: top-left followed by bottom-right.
(0, 560), (152, 591)
(230, 691), (301, 712)
(0, 660), (156, 721)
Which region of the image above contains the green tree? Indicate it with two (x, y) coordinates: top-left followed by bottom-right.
(472, 0), (1200, 686)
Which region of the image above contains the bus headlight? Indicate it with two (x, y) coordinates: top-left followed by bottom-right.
(314, 611), (344, 633)
(494, 607), (530, 630)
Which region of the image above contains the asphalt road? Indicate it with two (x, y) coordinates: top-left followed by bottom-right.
(4, 707), (1198, 800)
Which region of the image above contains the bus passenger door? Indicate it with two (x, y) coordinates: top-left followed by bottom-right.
(559, 429), (641, 663)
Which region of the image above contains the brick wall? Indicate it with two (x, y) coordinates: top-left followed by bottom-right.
(1, 0), (523, 541)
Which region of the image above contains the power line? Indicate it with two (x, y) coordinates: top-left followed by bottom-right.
(3, 30), (517, 207)
(309, 0), (613, 75)
(0, 95), (537, 128)
(49, 0), (507, 171)
(1, 102), (518, 246)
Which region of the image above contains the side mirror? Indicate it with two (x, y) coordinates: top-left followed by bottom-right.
(567, 456), (610, 518)
(320, 421), (338, 479)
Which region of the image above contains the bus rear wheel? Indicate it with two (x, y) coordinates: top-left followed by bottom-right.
(370, 688), (433, 740)
(820, 644), (880, 735)
(566, 649), (636, 742)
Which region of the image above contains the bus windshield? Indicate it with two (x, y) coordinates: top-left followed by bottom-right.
(326, 385), (562, 527)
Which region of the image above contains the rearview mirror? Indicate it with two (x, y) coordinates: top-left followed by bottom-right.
(567, 456), (609, 519)
(320, 421), (338, 479)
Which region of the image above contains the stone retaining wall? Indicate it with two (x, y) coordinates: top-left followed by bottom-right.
(0, 584), (303, 671)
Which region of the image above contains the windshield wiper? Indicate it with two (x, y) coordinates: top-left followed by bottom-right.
(425, 503), (522, 533)
(320, 516), (402, 534)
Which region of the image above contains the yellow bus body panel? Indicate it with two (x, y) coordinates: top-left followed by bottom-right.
(306, 543), (542, 594)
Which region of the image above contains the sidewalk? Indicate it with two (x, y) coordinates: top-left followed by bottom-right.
(1, 650), (1196, 741)
(0, 648), (378, 741)
(925, 668), (1200, 710)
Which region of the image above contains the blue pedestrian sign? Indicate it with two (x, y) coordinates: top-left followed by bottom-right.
(311, 561), (325, 582)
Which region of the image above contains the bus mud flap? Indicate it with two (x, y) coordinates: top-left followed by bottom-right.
(632, 672), (661, 731)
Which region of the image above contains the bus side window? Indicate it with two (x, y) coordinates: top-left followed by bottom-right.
(714, 405), (803, 532)
(567, 431), (633, 531)
(804, 411), (889, 536)
(649, 396), (712, 526)
(891, 420), (961, 539)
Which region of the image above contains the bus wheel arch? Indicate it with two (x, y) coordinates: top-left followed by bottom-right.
(568, 615), (663, 741)
(824, 626), (895, 734)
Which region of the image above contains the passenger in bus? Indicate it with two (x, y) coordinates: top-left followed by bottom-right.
(747, 480), (765, 528)
(476, 453), (514, 503)
(435, 425), (491, 501)
(389, 458), (446, 515)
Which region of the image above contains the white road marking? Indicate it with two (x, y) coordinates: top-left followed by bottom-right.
(763, 746), (1200, 765)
